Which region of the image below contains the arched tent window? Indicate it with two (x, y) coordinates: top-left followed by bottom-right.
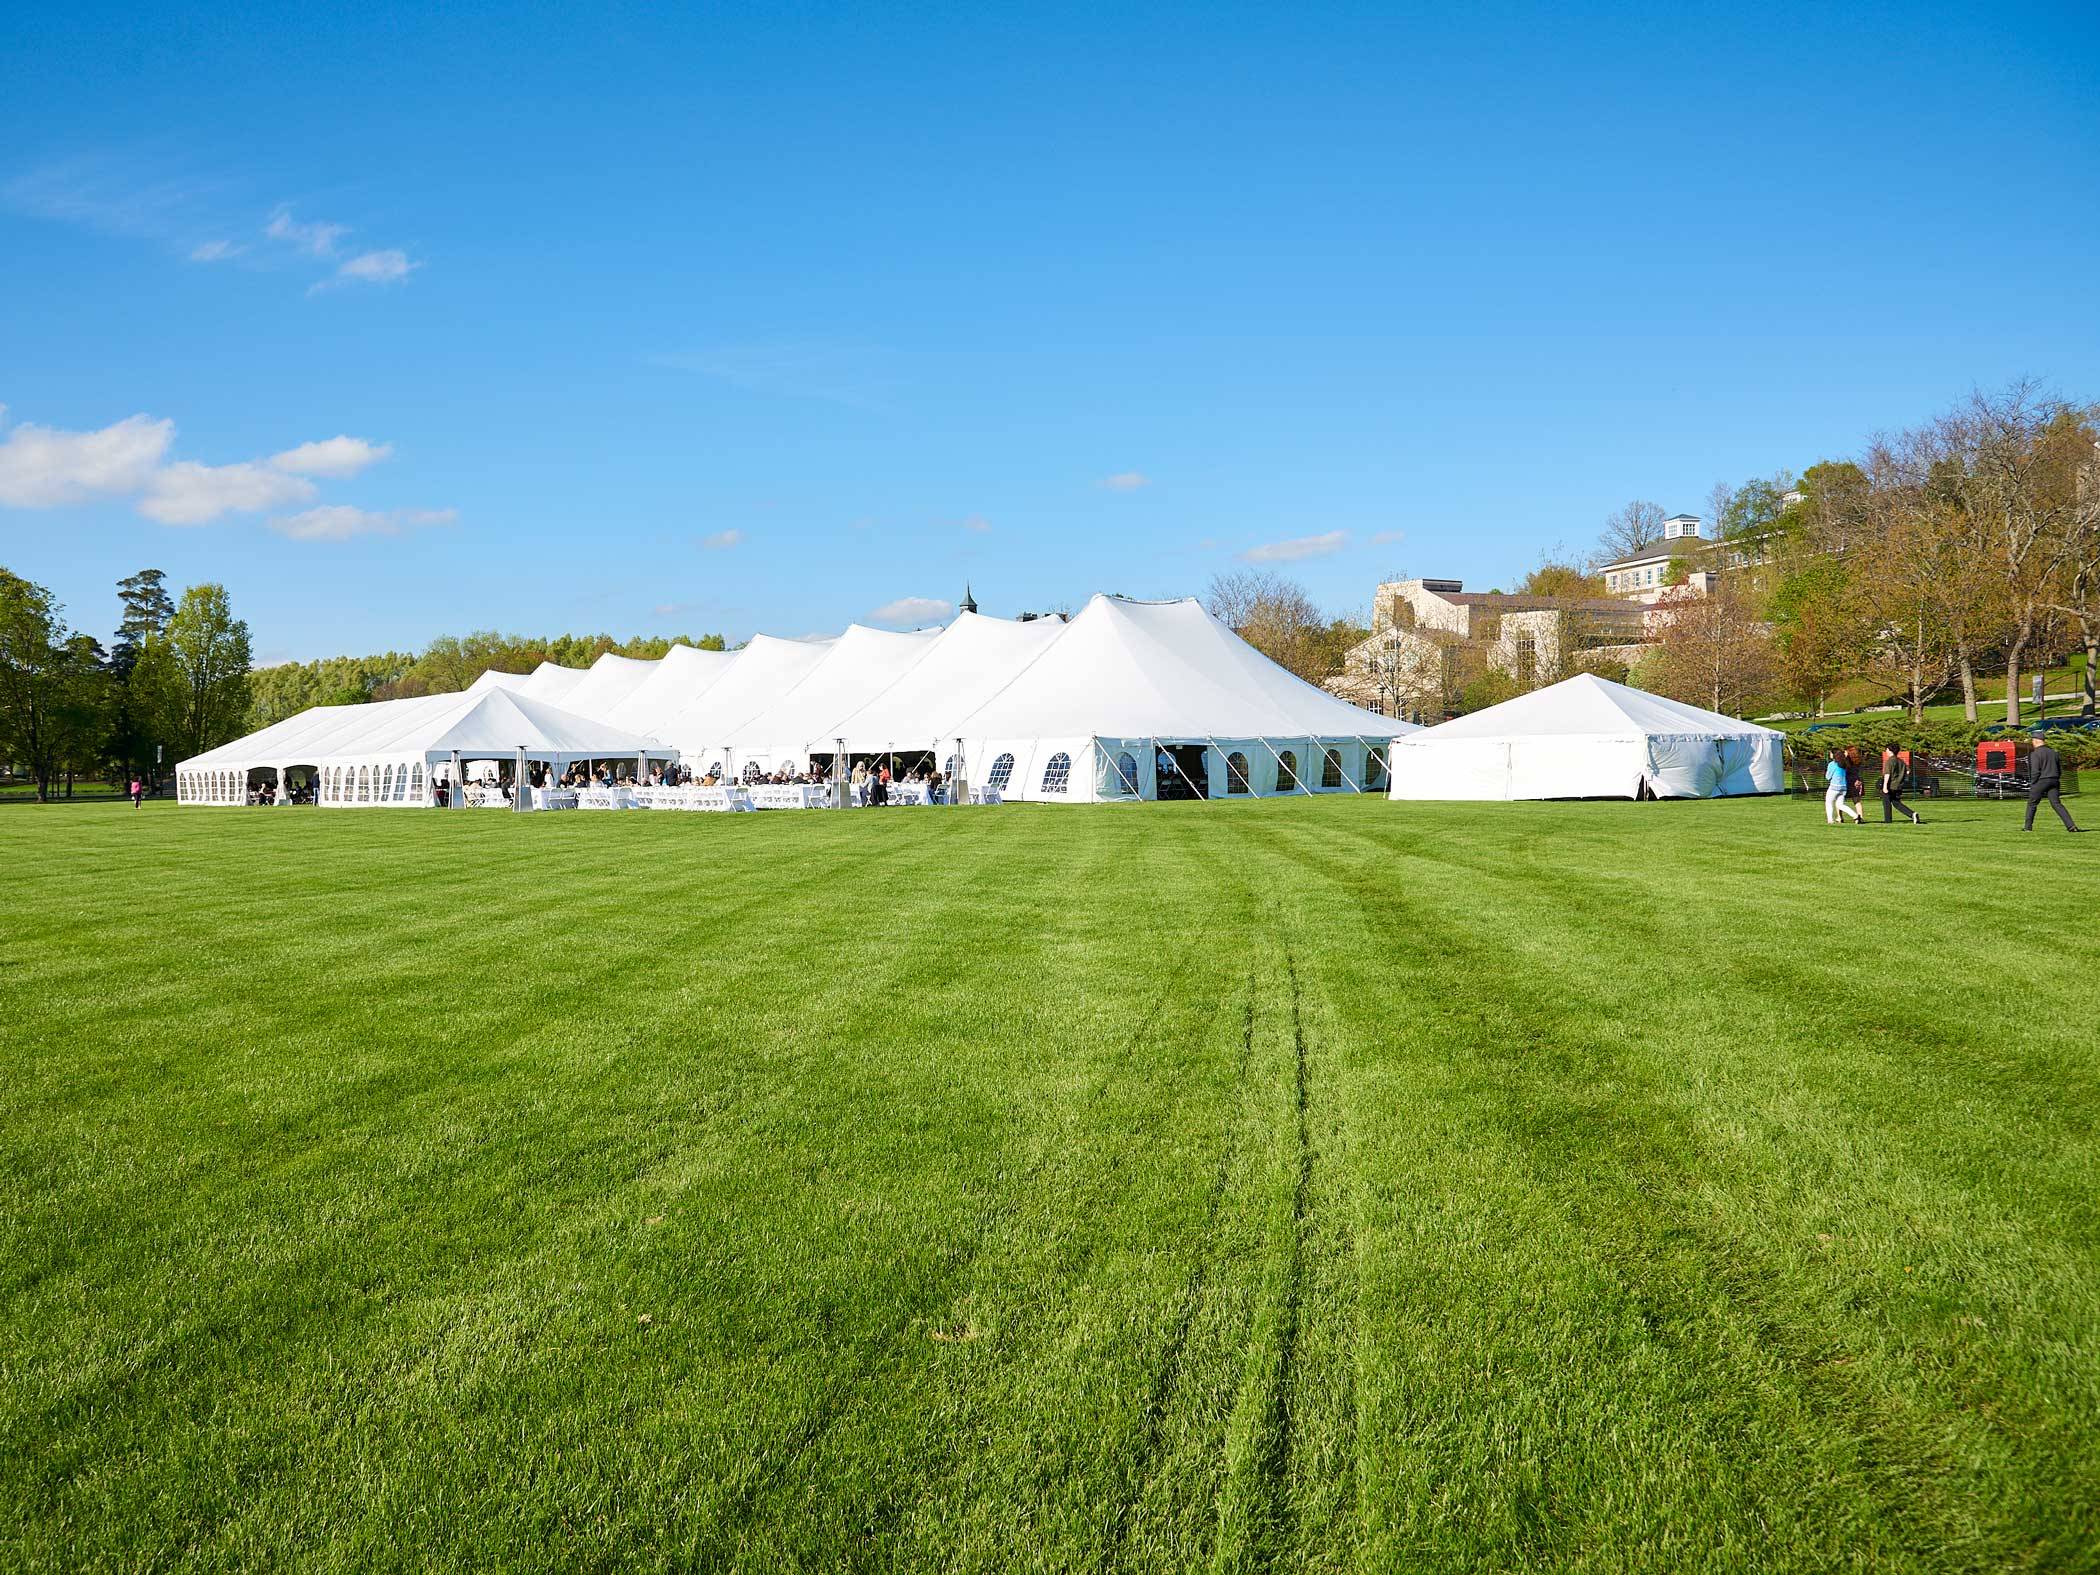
(943, 754), (960, 781)
(356, 766), (370, 803)
(986, 753), (1016, 791)
(1275, 750), (1298, 791)
(1040, 752), (1072, 793)
(216, 772), (227, 802)
(1112, 750), (1139, 794)
(1365, 746), (1388, 788)
(1322, 749), (1344, 789)
(410, 763), (425, 802)
(1225, 752), (1250, 794)
(380, 764), (395, 800)
(395, 764), (409, 801)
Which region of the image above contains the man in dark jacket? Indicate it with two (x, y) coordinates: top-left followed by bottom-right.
(2023, 734), (2082, 832)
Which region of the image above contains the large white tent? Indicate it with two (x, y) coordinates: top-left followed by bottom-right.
(951, 595), (1412, 802)
(1385, 672), (1783, 801)
(829, 610), (1069, 755)
(722, 624), (941, 771)
(604, 644), (739, 738)
(652, 633), (835, 772)
(179, 595), (1417, 809)
(175, 687), (665, 807)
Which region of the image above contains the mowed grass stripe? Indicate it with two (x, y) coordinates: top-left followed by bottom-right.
(1, 796), (2095, 1572)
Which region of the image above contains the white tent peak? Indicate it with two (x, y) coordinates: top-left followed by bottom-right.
(1418, 672), (1776, 741)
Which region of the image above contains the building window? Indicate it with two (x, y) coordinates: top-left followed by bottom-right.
(1111, 750), (1139, 794)
(1276, 749), (1298, 791)
(987, 752), (1015, 790)
(1322, 749), (1344, 788)
(1225, 752), (1250, 794)
(1040, 752), (1072, 793)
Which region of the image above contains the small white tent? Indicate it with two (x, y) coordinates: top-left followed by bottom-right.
(953, 595), (1413, 802)
(176, 688), (666, 807)
(1385, 673), (1783, 801)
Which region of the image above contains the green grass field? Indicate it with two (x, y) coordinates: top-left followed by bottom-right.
(3, 796), (2095, 1573)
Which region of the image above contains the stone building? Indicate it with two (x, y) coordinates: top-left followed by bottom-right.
(1327, 577), (1653, 720)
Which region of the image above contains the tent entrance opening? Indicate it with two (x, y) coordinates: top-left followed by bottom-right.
(1155, 744), (1208, 801)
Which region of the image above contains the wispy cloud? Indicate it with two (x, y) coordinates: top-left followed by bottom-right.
(142, 461), (315, 525)
(701, 529), (745, 550)
(188, 239), (243, 263)
(650, 340), (896, 411)
(319, 248), (417, 290)
(270, 436), (391, 477)
(867, 596), (952, 627)
(1370, 528), (1406, 545)
(0, 411), (174, 507)
(269, 505), (456, 542)
(265, 208), (348, 258)
(1099, 472), (1150, 491)
(1241, 530), (1349, 563)
(1, 157), (220, 244)
(960, 514), (992, 533)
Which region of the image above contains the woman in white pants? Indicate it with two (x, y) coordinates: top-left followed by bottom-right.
(1823, 749), (1862, 824)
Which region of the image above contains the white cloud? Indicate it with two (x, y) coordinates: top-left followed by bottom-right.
(189, 239), (243, 263)
(867, 596), (952, 627)
(333, 249), (416, 285)
(268, 505), (456, 542)
(1371, 529), (1406, 545)
(1241, 530), (1349, 564)
(701, 529), (744, 550)
(1099, 472), (1150, 491)
(265, 208), (347, 257)
(140, 461), (315, 525)
(270, 435), (391, 478)
(961, 514), (992, 533)
(0, 413), (174, 507)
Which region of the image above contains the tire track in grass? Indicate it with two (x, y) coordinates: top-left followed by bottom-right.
(1097, 971), (1259, 1571)
(1209, 944), (1314, 1575)
(692, 917), (1216, 1564)
(1248, 809), (2050, 1568)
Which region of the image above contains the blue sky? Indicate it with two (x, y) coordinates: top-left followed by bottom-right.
(3, 1), (2096, 662)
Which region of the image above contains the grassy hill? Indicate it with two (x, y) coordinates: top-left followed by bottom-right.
(2, 797), (2094, 1572)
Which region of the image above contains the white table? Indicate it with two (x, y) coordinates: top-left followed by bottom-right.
(634, 785), (753, 812)
(748, 783), (831, 810)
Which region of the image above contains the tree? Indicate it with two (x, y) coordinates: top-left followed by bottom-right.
(1597, 500), (1666, 563)
(0, 569), (77, 801)
(1935, 386), (2092, 727)
(1204, 570), (1361, 684)
(1766, 556), (1868, 715)
(2050, 433), (2100, 716)
(1518, 559), (1604, 599)
(112, 569), (175, 672)
(1643, 582), (1779, 716)
(144, 583), (253, 760)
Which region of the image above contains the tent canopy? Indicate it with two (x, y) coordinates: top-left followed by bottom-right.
(606, 644), (739, 738)
(829, 610), (1069, 753)
(179, 686), (660, 770)
(654, 633), (834, 762)
(1387, 673), (1783, 801)
(723, 624), (941, 763)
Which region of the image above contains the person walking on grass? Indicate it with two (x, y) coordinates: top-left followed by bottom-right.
(1824, 749), (1861, 825)
(1881, 747), (1921, 825)
(2023, 732), (2083, 833)
(129, 776), (143, 809)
